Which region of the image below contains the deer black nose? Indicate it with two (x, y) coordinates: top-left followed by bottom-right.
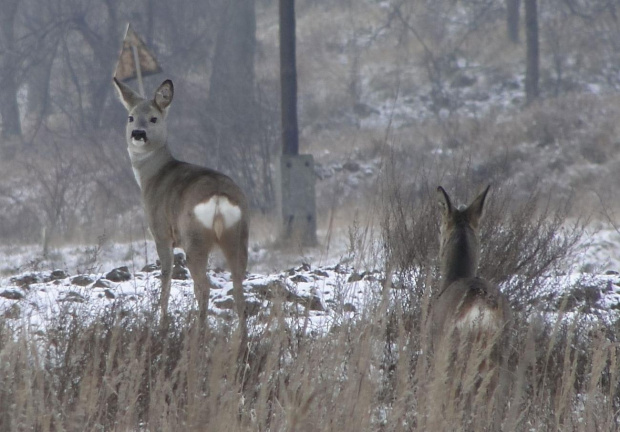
(131, 129), (147, 141)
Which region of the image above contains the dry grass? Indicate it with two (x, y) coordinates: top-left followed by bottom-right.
(372, 145), (619, 430)
(0, 279), (618, 431)
(2, 2), (620, 428)
(1, 165), (619, 431)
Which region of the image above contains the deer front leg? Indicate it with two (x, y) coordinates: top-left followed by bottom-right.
(156, 241), (174, 319)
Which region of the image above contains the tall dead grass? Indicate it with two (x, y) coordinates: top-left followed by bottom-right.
(0, 141), (618, 431)
(0, 274), (618, 431)
(375, 146), (619, 430)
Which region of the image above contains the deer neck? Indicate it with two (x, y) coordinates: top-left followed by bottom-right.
(440, 226), (480, 288)
(128, 144), (175, 191)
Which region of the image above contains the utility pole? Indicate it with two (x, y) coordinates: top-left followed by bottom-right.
(276, 0), (317, 246)
(280, 0), (299, 156)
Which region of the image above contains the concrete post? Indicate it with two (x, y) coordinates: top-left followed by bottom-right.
(276, 154), (317, 246)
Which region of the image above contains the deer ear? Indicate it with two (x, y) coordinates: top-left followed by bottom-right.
(437, 186), (453, 216)
(113, 77), (142, 111)
(154, 79), (174, 114)
(466, 184), (490, 227)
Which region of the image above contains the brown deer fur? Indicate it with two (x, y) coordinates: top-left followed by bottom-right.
(113, 78), (249, 331)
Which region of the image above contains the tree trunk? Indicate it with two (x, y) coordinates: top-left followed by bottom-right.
(25, 47), (56, 131)
(208, 0), (257, 144)
(525, 0), (539, 105)
(279, 0), (299, 156)
(507, 0), (520, 43)
(0, 0), (22, 140)
(68, 3), (120, 131)
(0, 67), (22, 139)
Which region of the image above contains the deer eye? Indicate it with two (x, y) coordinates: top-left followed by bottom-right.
(128, 116), (134, 123)
(150, 117), (158, 124)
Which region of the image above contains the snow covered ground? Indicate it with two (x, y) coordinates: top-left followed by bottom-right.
(1, 222), (619, 332)
(0, 259), (379, 334)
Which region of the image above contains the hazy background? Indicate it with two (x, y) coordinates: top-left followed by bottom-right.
(1, 2), (620, 430)
(1, 0), (619, 252)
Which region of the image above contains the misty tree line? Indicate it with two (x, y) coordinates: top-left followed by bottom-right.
(387, 0), (620, 114)
(0, 0), (276, 245)
(507, 0), (620, 104)
(0, 0), (262, 140)
(0, 0), (619, 245)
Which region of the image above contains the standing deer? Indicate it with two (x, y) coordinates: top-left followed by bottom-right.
(429, 185), (512, 427)
(113, 78), (249, 330)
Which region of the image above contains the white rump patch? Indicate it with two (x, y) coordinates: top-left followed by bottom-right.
(456, 303), (499, 330)
(194, 196), (242, 236)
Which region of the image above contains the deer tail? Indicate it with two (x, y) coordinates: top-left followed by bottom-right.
(213, 213), (225, 240)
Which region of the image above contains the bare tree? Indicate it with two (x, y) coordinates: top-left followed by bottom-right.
(207, 0), (257, 143)
(0, 0), (23, 140)
(202, 0), (276, 208)
(507, 0), (520, 43)
(64, 0), (123, 129)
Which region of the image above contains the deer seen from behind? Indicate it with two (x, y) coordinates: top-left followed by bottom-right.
(428, 185), (513, 429)
(113, 78), (249, 333)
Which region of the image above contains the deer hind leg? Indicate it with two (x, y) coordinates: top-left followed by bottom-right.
(184, 236), (215, 323)
(219, 224), (249, 370)
(219, 223), (249, 333)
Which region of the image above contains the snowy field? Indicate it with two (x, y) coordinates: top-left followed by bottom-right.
(1, 223), (619, 332)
